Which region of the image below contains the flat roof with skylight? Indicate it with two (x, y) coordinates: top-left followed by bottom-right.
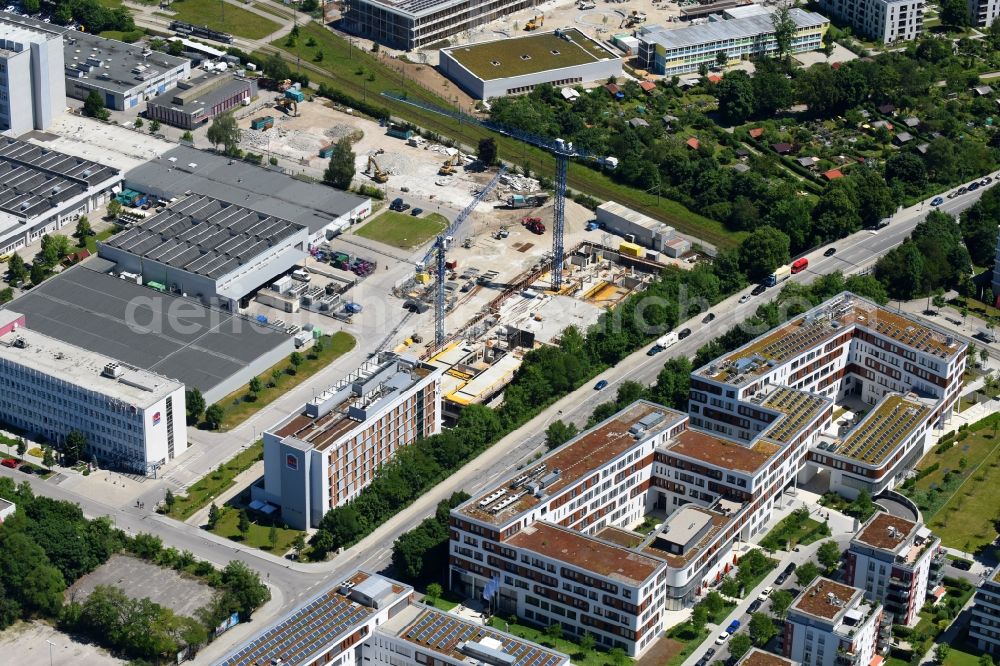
(442, 29), (617, 80)
(63, 30), (190, 96)
(830, 394), (931, 466)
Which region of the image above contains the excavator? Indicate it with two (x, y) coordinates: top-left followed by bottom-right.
(276, 97), (298, 116)
(366, 155), (389, 183)
(438, 156), (456, 176)
(524, 14), (543, 30)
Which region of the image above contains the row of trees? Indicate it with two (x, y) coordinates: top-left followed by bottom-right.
(0, 478), (269, 661)
(391, 492), (469, 582)
(874, 210), (973, 300)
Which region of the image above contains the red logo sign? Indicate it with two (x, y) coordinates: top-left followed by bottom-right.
(153, 412), (161, 425)
(286, 454), (298, 470)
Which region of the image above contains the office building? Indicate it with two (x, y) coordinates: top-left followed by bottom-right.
(256, 352), (443, 530)
(0, 137), (120, 257)
(845, 511), (943, 626)
(0, 310), (187, 475)
(969, 0), (1000, 27)
(342, 0), (535, 51)
(636, 8), (828, 76)
(784, 578), (882, 666)
(0, 12), (64, 136)
(98, 194), (309, 310)
(8, 264), (295, 403)
(125, 145), (372, 243)
(970, 564), (1000, 657)
(63, 30), (190, 111)
(439, 29), (622, 100)
(815, 0), (923, 43)
(690, 292), (966, 499)
(145, 71), (254, 129)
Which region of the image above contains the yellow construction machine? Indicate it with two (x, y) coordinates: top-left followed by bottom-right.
(367, 155), (389, 183)
(524, 14), (543, 30)
(438, 156), (456, 175)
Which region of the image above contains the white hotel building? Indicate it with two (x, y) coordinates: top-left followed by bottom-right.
(0, 311), (186, 475)
(449, 293), (964, 658)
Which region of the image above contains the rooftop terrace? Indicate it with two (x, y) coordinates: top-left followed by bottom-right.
(738, 649), (797, 666)
(460, 402), (685, 525)
(643, 503), (734, 568)
(791, 578), (860, 621)
(759, 387), (830, 443)
(854, 511), (918, 552)
(700, 294), (962, 385)
(662, 429), (780, 474)
(443, 29), (617, 79)
(832, 394), (930, 466)
(506, 522), (663, 586)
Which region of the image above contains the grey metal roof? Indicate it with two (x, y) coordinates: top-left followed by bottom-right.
(103, 194), (305, 279)
(5, 265), (292, 394)
(637, 8), (828, 51)
(146, 72), (252, 117)
(63, 30), (190, 96)
(125, 146), (369, 235)
(0, 138), (120, 219)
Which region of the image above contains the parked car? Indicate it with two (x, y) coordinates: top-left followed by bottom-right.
(983, 176), (994, 185)
(647, 345), (664, 356)
(594, 379), (608, 391)
(751, 284), (766, 296)
(930, 196), (944, 206)
(758, 586), (773, 601)
(411, 207), (423, 216)
(0, 458), (17, 469)
(390, 197), (405, 211)
(748, 599), (762, 613)
(678, 328), (692, 340)
(726, 620), (741, 634)
(776, 571), (789, 584)
(702, 312), (716, 323)
(824, 247), (837, 257)
(19, 464), (33, 474)
(715, 631), (730, 645)
(739, 294), (751, 304)
(704, 648), (716, 660)
(947, 191), (958, 199)
(958, 186), (968, 195)
(969, 182), (981, 192)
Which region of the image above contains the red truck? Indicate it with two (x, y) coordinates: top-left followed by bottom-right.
(791, 257), (809, 274)
(522, 217), (546, 234)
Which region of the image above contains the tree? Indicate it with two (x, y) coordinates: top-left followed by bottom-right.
(544, 623), (563, 642)
(149, 119), (161, 133)
(63, 430), (86, 465)
(323, 137), (356, 190)
(168, 40), (185, 57)
(771, 6), (796, 61)
(770, 589), (793, 619)
(6, 253), (27, 285)
(748, 612), (777, 646)
(690, 604), (708, 632)
(74, 216), (94, 241)
(716, 70), (755, 124)
(752, 64), (793, 117)
(940, 0), (970, 27)
(22, 0), (40, 12)
(979, 654), (995, 666)
(608, 647), (628, 666)
(40, 234), (71, 266)
(884, 152), (927, 192)
(207, 503), (221, 529)
(134, 117), (143, 129)
(42, 447), (55, 468)
(716, 51), (728, 68)
(817, 540), (842, 571)
(478, 137), (498, 166)
(425, 582), (443, 603)
(795, 561), (821, 587)
(579, 633), (596, 652)
(248, 376), (263, 396)
(206, 113), (240, 154)
(185, 388), (205, 425)
(544, 420), (578, 450)
(290, 351), (304, 367)
(30, 262), (47, 286)
(850, 489), (875, 519)
(164, 489), (176, 511)
(220, 560), (271, 619)
(15, 439), (26, 458)
(291, 533), (306, 558)
(204, 404), (225, 430)
(0, 288), (11, 305)
(83, 90), (109, 120)
(268, 524), (278, 550)
(106, 199), (122, 220)
(934, 644), (951, 664)
(237, 509), (251, 540)
(739, 226), (790, 282)
(702, 590), (725, 616)
(729, 633), (752, 660)
(263, 52), (291, 81)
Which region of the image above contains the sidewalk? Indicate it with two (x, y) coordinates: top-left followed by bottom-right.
(185, 460), (266, 527)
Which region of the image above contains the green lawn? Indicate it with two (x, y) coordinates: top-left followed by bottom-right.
(213, 333), (355, 431)
(423, 595), (460, 611)
(487, 617), (629, 666)
(77, 226), (121, 255)
(760, 513), (829, 551)
(253, 1), (289, 18)
(166, 441), (263, 520)
(354, 211), (447, 249)
(168, 0), (281, 39)
(100, 29), (146, 43)
(210, 505), (302, 553)
(663, 600), (738, 666)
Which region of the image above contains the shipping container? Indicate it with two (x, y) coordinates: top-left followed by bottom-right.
(250, 116), (274, 131)
(285, 89), (304, 102)
(619, 241), (643, 257)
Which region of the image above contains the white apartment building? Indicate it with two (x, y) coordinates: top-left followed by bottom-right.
(971, 564), (1000, 657)
(968, 0), (1000, 27)
(256, 352), (443, 530)
(846, 511), (943, 626)
(814, 0), (923, 43)
(0, 12), (64, 136)
(784, 578), (883, 666)
(738, 649), (799, 666)
(0, 311), (187, 475)
(691, 292), (965, 499)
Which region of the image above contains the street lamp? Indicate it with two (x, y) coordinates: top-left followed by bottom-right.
(46, 639), (56, 666)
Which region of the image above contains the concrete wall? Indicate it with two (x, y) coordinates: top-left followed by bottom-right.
(30, 37), (64, 131)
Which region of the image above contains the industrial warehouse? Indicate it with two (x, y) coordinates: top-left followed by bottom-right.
(438, 29), (622, 100)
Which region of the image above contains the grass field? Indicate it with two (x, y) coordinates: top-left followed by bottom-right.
(100, 29), (145, 42)
(168, 0), (281, 39)
(210, 505), (302, 553)
(760, 513), (829, 551)
(253, 1), (289, 18)
(213, 332), (355, 430)
(263, 23), (739, 249)
(77, 226), (120, 255)
(354, 211), (447, 249)
(166, 441), (263, 520)
(487, 617), (629, 666)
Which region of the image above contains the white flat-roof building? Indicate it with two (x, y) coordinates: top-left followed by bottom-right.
(971, 565), (1000, 657)
(0, 12), (64, 136)
(846, 512), (942, 626)
(594, 201), (690, 255)
(0, 312), (187, 475)
(816, 0), (923, 43)
(256, 352), (443, 529)
(439, 29), (622, 100)
(785, 579), (883, 666)
(0, 137), (121, 259)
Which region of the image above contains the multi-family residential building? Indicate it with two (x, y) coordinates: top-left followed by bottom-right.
(255, 352), (443, 529)
(0, 12), (64, 136)
(968, 0), (1000, 27)
(784, 578), (883, 666)
(342, 0), (535, 51)
(0, 311), (187, 475)
(636, 8), (828, 76)
(815, 0), (923, 43)
(970, 564), (1000, 657)
(846, 511), (943, 626)
(447, 292), (963, 658)
(691, 292), (965, 499)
